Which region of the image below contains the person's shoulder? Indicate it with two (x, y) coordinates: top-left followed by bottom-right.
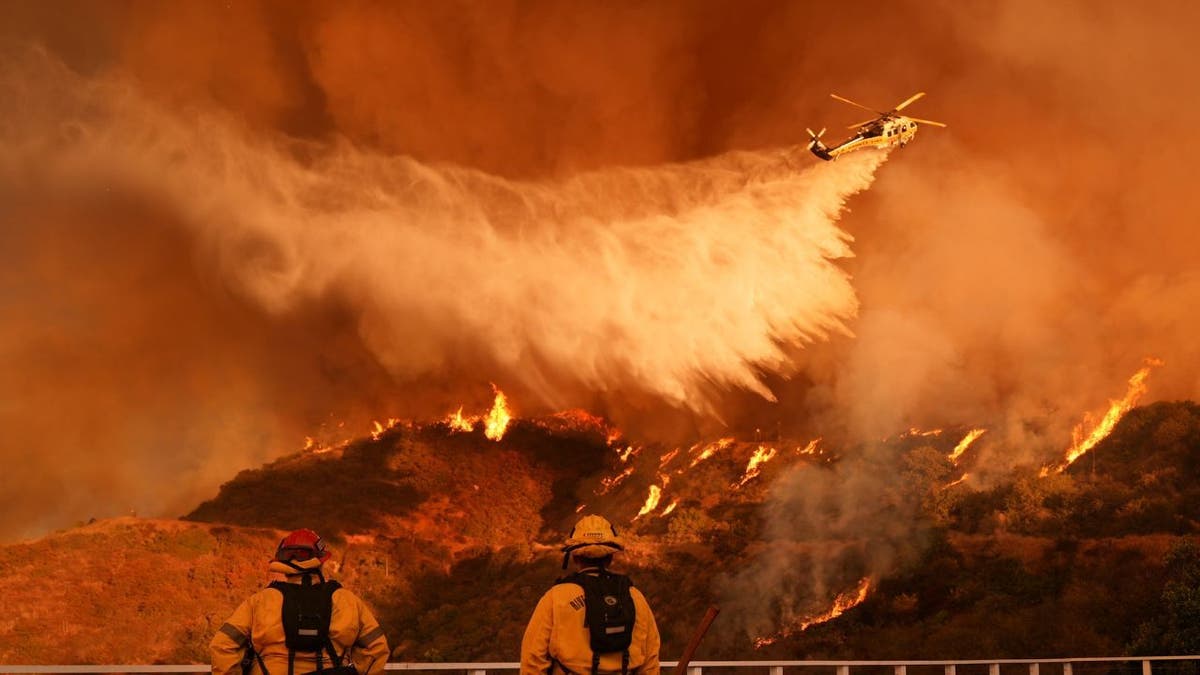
(328, 581), (360, 601)
(629, 585), (653, 608)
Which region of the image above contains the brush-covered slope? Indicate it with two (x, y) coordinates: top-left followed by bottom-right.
(5, 403), (1200, 664)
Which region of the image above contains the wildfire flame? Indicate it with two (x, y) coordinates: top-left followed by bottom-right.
(754, 577), (872, 648)
(1042, 358), (1163, 475)
(689, 437), (734, 468)
(443, 386), (512, 441)
(735, 445), (778, 487)
(370, 417), (400, 441)
(796, 438), (821, 455)
(618, 445), (638, 463)
(902, 427), (943, 439)
(483, 387), (512, 441)
(597, 466), (635, 495)
(661, 500), (679, 516)
(446, 406), (475, 433)
(944, 473), (970, 488)
(633, 485), (662, 520)
(658, 448), (680, 469)
(948, 428), (986, 463)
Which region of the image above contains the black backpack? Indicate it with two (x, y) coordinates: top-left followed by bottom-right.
(556, 570), (637, 675)
(267, 578), (358, 675)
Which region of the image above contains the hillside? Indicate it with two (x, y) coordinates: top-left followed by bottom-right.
(5, 403), (1200, 663)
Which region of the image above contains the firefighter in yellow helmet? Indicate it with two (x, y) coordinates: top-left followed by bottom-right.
(521, 515), (661, 675)
(210, 529), (390, 675)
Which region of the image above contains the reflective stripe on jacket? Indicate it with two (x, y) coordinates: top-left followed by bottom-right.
(210, 576), (389, 675)
(520, 577), (660, 675)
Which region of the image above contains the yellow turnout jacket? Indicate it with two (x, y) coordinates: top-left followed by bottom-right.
(520, 570), (660, 675)
(211, 566), (388, 675)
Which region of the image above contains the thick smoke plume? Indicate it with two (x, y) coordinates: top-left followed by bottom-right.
(2, 0), (1199, 643)
(0, 48), (883, 539)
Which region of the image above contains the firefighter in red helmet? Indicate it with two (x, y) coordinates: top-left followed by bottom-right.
(211, 529), (389, 675)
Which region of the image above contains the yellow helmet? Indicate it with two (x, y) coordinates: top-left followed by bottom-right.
(562, 514), (624, 567)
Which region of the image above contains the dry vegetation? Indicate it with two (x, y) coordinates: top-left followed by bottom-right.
(4, 403), (1200, 663)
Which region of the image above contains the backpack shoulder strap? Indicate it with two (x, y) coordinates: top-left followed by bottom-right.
(321, 581), (345, 667)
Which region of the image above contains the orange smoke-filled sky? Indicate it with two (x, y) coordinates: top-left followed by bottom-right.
(1, 0), (1198, 540)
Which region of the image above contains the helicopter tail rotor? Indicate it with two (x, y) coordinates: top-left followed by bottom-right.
(805, 127), (827, 150)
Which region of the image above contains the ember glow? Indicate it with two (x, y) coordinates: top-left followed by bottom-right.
(1042, 358), (1164, 475)
(754, 577), (873, 647)
(948, 428), (987, 463)
(661, 500), (679, 516)
(596, 466), (636, 495)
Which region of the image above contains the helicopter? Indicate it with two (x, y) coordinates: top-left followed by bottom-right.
(807, 91), (946, 161)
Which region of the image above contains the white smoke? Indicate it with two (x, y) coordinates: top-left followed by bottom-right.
(1, 49), (887, 414)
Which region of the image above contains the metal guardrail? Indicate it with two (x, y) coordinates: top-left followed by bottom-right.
(3, 658), (1199, 675)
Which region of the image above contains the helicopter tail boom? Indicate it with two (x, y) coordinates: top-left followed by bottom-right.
(806, 127), (833, 161)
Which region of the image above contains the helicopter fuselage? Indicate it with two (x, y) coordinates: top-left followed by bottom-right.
(810, 116), (920, 161)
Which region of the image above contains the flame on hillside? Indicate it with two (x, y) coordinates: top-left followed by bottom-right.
(446, 407), (475, 433)
(944, 473), (970, 488)
(689, 437), (734, 468)
(735, 445), (778, 487)
(754, 577), (872, 648)
(597, 466), (635, 495)
(948, 428), (986, 463)
(483, 387), (512, 441)
(796, 438), (821, 455)
(371, 417), (400, 441)
(1041, 358), (1163, 476)
(442, 387), (512, 441)
(633, 484), (662, 520)
(658, 448), (680, 469)
(661, 500), (679, 516)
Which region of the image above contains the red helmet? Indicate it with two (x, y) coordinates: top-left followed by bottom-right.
(274, 528), (331, 563)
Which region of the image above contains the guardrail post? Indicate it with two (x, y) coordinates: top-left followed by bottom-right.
(1064, 663), (1073, 675)
(946, 665), (956, 675)
(468, 670), (486, 675)
(896, 665), (907, 675)
(1029, 664), (1039, 675)
(1143, 661), (1152, 675)
(989, 664), (999, 675)
(838, 665), (850, 675)
(771, 667), (784, 675)
(688, 667), (702, 675)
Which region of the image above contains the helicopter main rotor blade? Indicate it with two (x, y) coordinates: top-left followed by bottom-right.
(892, 92), (926, 112)
(830, 93), (881, 114)
(908, 116), (947, 128)
(846, 118), (877, 129)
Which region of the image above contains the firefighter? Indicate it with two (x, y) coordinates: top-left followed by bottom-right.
(521, 515), (661, 675)
(210, 529), (389, 675)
